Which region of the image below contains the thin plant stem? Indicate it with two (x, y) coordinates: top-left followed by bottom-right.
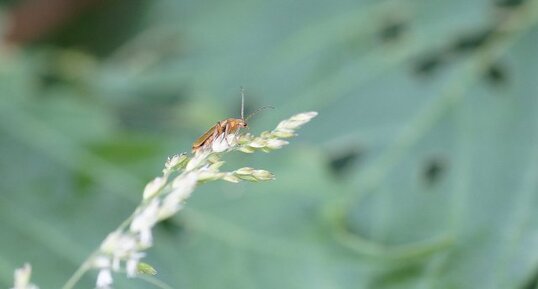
(60, 210), (141, 289)
(61, 250), (99, 289)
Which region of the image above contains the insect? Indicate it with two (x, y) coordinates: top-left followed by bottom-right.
(192, 89), (273, 153)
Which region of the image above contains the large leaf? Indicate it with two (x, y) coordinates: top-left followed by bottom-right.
(0, 0), (537, 288)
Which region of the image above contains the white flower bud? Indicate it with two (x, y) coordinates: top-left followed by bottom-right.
(129, 199), (159, 248)
(126, 259), (138, 278)
(112, 257), (120, 271)
(158, 194), (183, 220)
(126, 252), (145, 278)
(197, 170), (223, 182)
(291, 111), (318, 121)
(93, 256), (111, 269)
(186, 151), (209, 171)
(237, 133), (254, 144)
(238, 146), (255, 153)
(142, 176), (167, 200)
(138, 228), (153, 248)
(209, 160), (225, 170)
(266, 139), (288, 149)
(172, 172), (198, 192)
(165, 153), (188, 171)
(234, 167), (254, 175)
(100, 231), (137, 257)
(223, 174), (240, 183)
(272, 129), (295, 138)
(226, 133), (237, 145)
(233, 167), (275, 182)
(235, 174), (258, 182)
(212, 134), (229, 153)
(158, 173), (197, 220)
(12, 263), (37, 289)
(249, 138), (266, 148)
(253, 170), (274, 181)
(276, 111), (318, 131)
(96, 269), (113, 289)
(130, 199), (160, 235)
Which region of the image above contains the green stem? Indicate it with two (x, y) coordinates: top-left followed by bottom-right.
(61, 250), (99, 289)
(60, 210), (141, 289)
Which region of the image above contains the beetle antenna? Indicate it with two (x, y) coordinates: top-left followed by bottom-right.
(245, 105), (275, 121)
(240, 87), (245, 119)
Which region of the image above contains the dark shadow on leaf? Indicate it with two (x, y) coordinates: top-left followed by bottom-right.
(422, 157), (448, 188)
(328, 147), (363, 177)
(450, 28), (495, 54)
(485, 62), (509, 86)
(414, 53), (446, 76)
(378, 19), (407, 43)
(494, 0), (528, 8)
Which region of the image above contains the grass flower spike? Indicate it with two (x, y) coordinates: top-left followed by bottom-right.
(13, 111), (317, 289)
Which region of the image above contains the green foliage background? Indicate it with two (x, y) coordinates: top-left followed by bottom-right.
(1, 0), (538, 288)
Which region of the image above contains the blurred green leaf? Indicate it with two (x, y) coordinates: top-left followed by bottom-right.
(0, 0), (538, 289)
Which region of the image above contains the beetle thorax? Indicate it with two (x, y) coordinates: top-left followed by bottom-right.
(223, 118), (247, 131)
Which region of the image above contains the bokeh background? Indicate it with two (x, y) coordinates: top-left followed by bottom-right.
(1, 0), (538, 288)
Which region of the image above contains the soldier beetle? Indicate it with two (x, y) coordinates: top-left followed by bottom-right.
(192, 89), (273, 153)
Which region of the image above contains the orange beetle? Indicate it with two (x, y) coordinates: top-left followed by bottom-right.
(192, 89), (272, 153)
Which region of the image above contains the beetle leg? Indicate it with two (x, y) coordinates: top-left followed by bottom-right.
(215, 122), (224, 135)
(223, 122), (233, 146)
